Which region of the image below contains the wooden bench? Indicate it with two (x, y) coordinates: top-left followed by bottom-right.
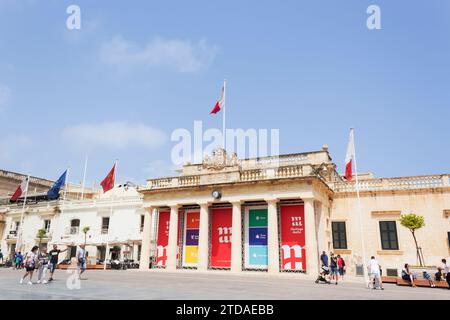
(381, 276), (397, 284)
(396, 278), (449, 289)
(57, 264), (111, 270)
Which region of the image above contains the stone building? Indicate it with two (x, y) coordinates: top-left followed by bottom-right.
(138, 147), (450, 277)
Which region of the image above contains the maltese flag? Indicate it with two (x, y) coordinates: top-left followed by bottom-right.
(10, 176), (29, 202)
(345, 129), (355, 181)
(210, 84), (225, 114)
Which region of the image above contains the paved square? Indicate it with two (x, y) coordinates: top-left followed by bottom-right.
(0, 268), (448, 300)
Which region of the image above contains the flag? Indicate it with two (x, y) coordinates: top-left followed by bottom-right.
(101, 163), (116, 193)
(10, 176), (29, 202)
(47, 170), (67, 200)
(345, 129), (355, 181)
(210, 84), (225, 114)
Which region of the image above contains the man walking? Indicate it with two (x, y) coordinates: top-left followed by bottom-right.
(368, 256), (384, 290)
(320, 251), (328, 268)
(442, 258), (450, 290)
(0, 249), (3, 264)
(77, 244), (87, 280)
(48, 244), (68, 282)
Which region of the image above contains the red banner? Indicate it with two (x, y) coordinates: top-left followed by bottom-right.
(210, 207), (232, 268)
(280, 205), (306, 272)
(156, 211), (170, 266)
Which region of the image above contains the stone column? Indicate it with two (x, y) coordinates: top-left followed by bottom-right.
(166, 205), (179, 271)
(139, 207), (153, 270)
(197, 203), (210, 271)
(304, 198), (319, 275)
(266, 199), (280, 274)
(231, 201), (242, 273)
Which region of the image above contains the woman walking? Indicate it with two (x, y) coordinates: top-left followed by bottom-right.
(20, 246), (38, 285)
(37, 247), (49, 284)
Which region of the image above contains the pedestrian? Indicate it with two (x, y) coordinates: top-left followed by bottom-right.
(14, 251), (23, 270)
(329, 253), (338, 285)
(337, 254), (345, 280)
(422, 271), (436, 288)
(37, 247), (49, 284)
(77, 244), (87, 280)
(442, 259), (450, 290)
(368, 256), (384, 290)
(20, 246), (38, 285)
(320, 251), (328, 268)
(435, 267), (443, 281)
(401, 263), (417, 287)
(0, 248), (3, 264)
(47, 244), (68, 282)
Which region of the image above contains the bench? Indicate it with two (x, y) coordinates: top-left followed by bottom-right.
(396, 278), (449, 289)
(381, 276), (397, 284)
(57, 264), (111, 270)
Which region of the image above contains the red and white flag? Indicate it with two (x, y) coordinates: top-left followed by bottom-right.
(345, 129), (355, 181)
(101, 163), (116, 193)
(210, 84), (225, 114)
(10, 176), (29, 202)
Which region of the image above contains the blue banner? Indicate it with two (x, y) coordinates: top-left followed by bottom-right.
(47, 170), (67, 200)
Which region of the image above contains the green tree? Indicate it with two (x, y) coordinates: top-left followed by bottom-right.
(82, 226), (90, 247)
(400, 213), (425, 266)
(36, 228), (47, 251)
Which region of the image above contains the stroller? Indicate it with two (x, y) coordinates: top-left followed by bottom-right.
(315, 266), (331, 284)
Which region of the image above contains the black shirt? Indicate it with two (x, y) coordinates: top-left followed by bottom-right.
(49, 249), (61, 264)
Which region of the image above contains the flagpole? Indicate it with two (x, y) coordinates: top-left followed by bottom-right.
(351, 128), (368, 284)
(222, 79), (226, 149)
(106, 159), (118, 270)
(17, 175), (30, 253)
(80, 155), (88, 200)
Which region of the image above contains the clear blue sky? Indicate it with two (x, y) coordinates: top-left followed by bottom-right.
(0, 0), (449, 187)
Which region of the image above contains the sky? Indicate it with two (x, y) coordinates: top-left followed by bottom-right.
(0, 0), (449, 187)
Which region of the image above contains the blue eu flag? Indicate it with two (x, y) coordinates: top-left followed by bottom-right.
(47, 170), (67, 200)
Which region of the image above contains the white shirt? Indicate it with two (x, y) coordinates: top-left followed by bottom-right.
(368, 259), (380, 274)
(443, 262), (450, 274)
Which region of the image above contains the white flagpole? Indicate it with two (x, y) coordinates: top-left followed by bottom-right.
(80, 155), (88, 200)
(222, 79), (227, 149)
(351, 128), (369, 284)
(17, 175), (30, 253)
(105, 159), (118, 270)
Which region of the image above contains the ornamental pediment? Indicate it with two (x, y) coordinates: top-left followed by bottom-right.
(202, 148), (240, 171)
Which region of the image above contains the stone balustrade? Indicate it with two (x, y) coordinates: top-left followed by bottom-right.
(333, 174), (450, 193)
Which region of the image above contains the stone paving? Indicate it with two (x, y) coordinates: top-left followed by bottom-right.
(0, 268), (448, 300)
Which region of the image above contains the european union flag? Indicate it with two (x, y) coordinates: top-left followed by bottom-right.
(47, 170), (67, 200)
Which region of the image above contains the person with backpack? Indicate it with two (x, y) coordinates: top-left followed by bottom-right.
(329, 253), (338, 285)
(20, 246), (38, 285)
(337, 255), (345, 280)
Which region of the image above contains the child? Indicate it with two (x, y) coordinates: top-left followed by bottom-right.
(423, 271), (436, 288)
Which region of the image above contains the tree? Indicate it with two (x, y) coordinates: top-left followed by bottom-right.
(82, 226), (90, 247)
(36, 228), (47, 251)
(400, 213), (425, 266)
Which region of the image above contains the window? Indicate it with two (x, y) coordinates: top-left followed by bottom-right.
(102, 217), (110, 234)
(332, 221), (347, 249)
(140, 215), (145, 232)
(379, 221), (399, 250)
(44, 220), (51, 233)
(70, 219), (80, 234)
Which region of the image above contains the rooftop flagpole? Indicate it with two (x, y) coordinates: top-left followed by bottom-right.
(80, 155), (88, 200)
(351, 128), (369, 284)
(222, 79), (227, 150)
(17, 175), (30, 253)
